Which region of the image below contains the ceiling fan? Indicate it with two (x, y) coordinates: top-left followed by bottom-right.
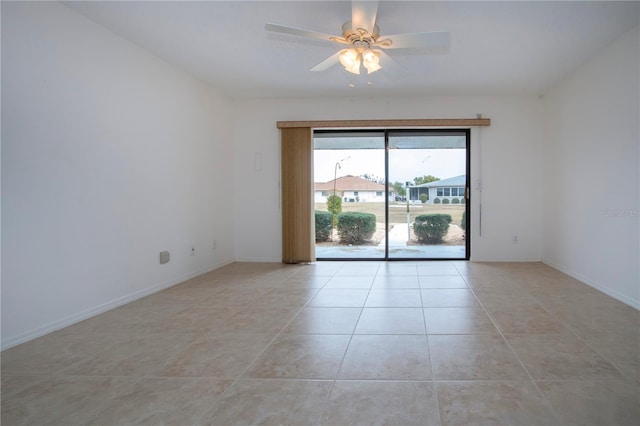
(265, 0), (450, 77)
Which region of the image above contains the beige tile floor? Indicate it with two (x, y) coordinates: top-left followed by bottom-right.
(2, 261), (639, 425)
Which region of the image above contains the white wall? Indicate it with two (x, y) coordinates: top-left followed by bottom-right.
(232, 96), (544, 262)
(542, 26), (640, 309)
(1, 2), (235, 348)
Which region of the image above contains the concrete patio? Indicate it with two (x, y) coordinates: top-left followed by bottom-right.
(316, 223), (466, 259)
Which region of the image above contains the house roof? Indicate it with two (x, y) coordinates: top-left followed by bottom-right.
(315, 175), (388, 192)
(412, 175), (466, 188)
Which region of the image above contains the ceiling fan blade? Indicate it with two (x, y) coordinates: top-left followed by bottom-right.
(352, 0), (378, 34)
(265, 23), (345, 43)
(310, 51), (341, 72)
(377, 50), (407, 80)
(379, 31), (450, 50)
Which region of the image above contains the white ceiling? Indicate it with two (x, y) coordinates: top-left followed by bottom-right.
(65, 1), (639, 99)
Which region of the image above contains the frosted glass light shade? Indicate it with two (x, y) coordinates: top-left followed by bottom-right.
(362, 49), (381, 74)
(339, 48), (361, 74)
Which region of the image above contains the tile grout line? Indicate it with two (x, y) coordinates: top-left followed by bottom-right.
(190, 264), (349, 424)
(422, 263), (444, 426)
(528, 292), (634, 382)
(199, 262), (373, 425)
(313, 261), (381, 424)
(462, 273), (566, 425)
(191, 267), (341, 424)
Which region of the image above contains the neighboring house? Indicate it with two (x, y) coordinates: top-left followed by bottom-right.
(410, 175), (466, 204)
(315, 175), (394, 203)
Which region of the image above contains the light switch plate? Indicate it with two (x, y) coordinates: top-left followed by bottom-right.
(159, 251), (170, 264)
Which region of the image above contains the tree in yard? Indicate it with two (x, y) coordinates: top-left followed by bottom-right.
(360, 173), (385, 184)
(413, 175), (440, 185)
(392, 181), (406, 197)
(326, 194), (342, 227)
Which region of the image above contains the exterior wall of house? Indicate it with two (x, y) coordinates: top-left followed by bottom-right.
(342, 190), (387, 202)
(429, 188), (437, 202)
(314, 191), (389, 203)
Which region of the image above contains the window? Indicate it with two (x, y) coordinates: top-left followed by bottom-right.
(376, 191), (383, 196)
(354, 191), (359, 196)
(321, 191), (328, 196)
(437, 187), (465, 197)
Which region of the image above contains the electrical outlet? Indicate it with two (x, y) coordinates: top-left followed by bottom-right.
(190, 246), (196, 256)
(512, 235), (519, 244)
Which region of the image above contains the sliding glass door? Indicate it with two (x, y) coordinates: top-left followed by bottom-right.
(387, 130), (469, 259)
(314, 131), (386, 259)
(314, 129), (469, 260)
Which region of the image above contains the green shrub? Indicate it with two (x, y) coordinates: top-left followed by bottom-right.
(420, 194), (428, 203)
(460, 210), (467, 231)
(451, 197), (460, 204)
(413, 214), (452, 243)
(433, 197), (441, 204)
(326, 194), (342, 226)
(442, 198), (450, 204)
(461, 196), (466, 204)
(315, 210), (333, 241)
(337, 212), (376, 244)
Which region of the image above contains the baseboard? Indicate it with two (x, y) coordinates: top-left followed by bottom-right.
(234, 256), (282, 263)
(469, 257), (542, 262)
(542, 258), (640, 311)
(1, 258), (235, 351)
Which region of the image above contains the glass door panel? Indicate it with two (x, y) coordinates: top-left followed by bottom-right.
(313, 129), (469, 260)
(387, 130), (469, 259)
(314, 131), (386, 259)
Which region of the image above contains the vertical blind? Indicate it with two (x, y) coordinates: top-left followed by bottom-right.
(280, 127), (315, 263)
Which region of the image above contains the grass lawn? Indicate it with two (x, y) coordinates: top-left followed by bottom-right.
(315, 202), (466, 225)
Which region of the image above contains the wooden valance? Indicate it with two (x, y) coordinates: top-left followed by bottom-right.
(277, 118), (490, 129)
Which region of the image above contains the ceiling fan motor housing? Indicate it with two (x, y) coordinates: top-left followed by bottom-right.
(342, 21), (380, 48)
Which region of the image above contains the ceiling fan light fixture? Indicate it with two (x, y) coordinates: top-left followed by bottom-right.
(362, 48), (381, 74)
(266, 2), (452, 79)
(339, 48), (361, 74)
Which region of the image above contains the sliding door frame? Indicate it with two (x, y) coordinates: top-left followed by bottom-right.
(314, 128), (471, 261)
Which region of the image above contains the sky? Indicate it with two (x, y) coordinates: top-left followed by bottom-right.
(314, 148), (466, 184)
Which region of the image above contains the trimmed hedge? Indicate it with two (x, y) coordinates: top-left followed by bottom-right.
(460, 210), (466, 231)
(442, 198), (450, 204)
(413, 214), (452, 243)
(420, 194), (428, 203)
(451, 197), (460, 204)
(315, 210), (333, 242)
(337, 212), (376, 244)
(433, 198), (441, 204)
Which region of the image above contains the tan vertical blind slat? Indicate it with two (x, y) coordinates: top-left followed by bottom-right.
(281, 127), (315, 263)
